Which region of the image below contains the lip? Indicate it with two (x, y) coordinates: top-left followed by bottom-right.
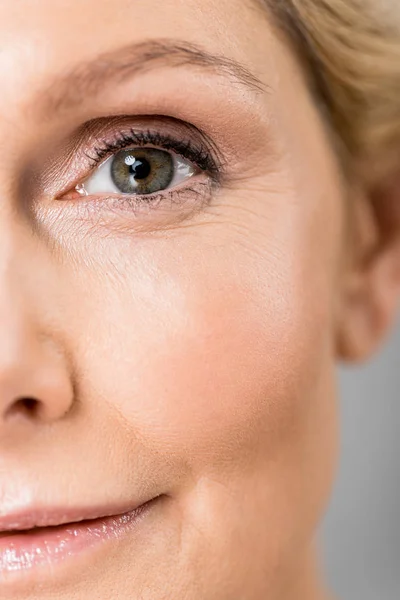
(0, 499), (157, 578)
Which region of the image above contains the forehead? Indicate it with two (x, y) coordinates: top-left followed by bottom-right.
(0, 0), (291, 159)
(0, 0), (273, 92)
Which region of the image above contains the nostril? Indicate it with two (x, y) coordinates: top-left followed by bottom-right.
(19, 398), (39, 412)
(6, 397), (41, 420)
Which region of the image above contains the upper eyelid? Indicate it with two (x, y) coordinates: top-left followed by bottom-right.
(84, 128), (222, 178)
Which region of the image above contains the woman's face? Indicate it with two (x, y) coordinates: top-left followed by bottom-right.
(0, 1), (347, 598)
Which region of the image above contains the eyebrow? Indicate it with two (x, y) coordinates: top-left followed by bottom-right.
(39, 39), (266, 116)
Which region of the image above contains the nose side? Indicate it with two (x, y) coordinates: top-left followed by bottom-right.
(0, 332), (74, 425)
(0, 221), (74, 431)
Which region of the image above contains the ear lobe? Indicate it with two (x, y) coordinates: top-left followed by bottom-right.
(336, 173), (400, 363)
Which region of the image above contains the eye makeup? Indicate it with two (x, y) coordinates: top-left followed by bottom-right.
(52, 117), (224, 220)
(85, 128), (221, 181)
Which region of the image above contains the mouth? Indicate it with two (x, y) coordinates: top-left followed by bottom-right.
(0, 498), (159, 578)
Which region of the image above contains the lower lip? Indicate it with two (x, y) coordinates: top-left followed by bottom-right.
(0, 504), (150, 577)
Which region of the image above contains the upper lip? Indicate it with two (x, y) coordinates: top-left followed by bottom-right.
(0, 502), (151, 533)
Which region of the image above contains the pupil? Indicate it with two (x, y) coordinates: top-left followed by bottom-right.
(127, 157), (151, 180)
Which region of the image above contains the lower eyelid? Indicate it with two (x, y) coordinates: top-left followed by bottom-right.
(57, 181), (215, 233)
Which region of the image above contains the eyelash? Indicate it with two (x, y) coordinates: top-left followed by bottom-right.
(85, 128), (222, 184)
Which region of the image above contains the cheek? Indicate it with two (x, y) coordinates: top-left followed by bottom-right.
(54, 180), (341, 593)
(65, 184), (339, 488)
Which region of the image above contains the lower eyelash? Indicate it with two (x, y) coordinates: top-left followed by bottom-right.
(73, 181), (214, 220)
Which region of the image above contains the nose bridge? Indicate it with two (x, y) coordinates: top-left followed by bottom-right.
(0, 216), (74, 430)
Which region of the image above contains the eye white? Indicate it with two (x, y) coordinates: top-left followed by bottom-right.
(77, 150), (197, 196)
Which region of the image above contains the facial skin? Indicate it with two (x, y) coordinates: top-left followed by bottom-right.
(0, 1), (399, 599)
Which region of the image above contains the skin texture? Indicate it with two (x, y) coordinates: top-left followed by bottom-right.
(0, 1), (399, 599)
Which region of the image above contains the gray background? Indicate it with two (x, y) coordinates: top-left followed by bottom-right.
(321, 323), (400, 599)
(320, 2), (399, 596)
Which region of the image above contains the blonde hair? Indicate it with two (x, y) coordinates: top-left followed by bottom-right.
(267, 0), (400, 183)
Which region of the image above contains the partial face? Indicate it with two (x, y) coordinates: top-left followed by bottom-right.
(0, 1), (345, 598)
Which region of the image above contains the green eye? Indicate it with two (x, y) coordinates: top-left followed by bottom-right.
(111, 148), (174, 195)
(77, 145), (198, 198)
